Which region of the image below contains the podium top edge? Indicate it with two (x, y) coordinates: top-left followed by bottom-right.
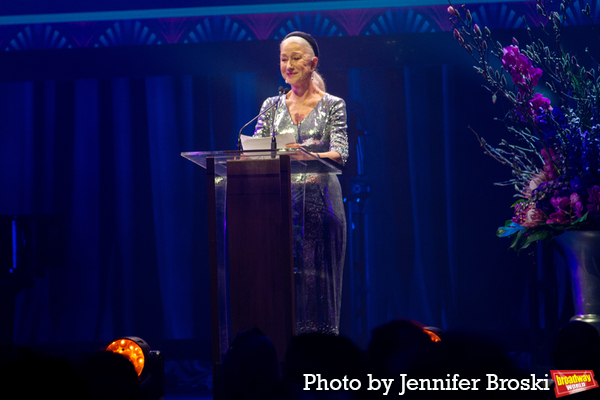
(181, 149), (344, 174)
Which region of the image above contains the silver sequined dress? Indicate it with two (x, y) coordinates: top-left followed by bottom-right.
(254, 93), (348, 335)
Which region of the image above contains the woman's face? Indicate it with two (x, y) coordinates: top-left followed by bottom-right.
(280, 40), (316, 86)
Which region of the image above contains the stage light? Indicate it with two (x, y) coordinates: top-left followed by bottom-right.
(423, 327), (442, 342)
(106, 336), (149, 378)
(106, 336), (164, 400)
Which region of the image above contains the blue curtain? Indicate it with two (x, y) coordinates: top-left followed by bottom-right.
(2, 76), (211, 346)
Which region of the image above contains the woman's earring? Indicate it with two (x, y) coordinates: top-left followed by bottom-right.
(311, 73), (314, 80)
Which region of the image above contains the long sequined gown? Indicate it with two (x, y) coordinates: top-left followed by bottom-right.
(254, 93), (348, 335)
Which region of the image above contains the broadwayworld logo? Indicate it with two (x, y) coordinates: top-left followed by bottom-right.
(551, 370), (599, 397)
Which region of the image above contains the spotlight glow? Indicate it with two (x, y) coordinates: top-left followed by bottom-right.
(106, 338), (146, 376)
(423, 328), (442, 342)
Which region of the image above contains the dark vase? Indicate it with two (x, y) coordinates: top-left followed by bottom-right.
(555, 231), (600, 334)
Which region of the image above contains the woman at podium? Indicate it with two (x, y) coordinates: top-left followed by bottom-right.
(254, 31), (348, 335)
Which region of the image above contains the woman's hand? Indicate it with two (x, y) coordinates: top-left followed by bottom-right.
(285, 143), (317, 160)
(285, 143), (342, 163)
(284, 144), (310, 160)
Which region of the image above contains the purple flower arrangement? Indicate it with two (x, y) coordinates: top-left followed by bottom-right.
(449, 0), (600, 251)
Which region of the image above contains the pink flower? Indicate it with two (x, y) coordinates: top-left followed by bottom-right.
(530, 93), (552, 115)
(570, 193), (584, 219)
(551, 196), (571, 212)
(453, 28), (464, 45)
(588, 185), (600, 202)
(502, 45), (543, 88)
(512, 201), (548, 228)
(545, 194), (584, 224)
(524, 172), (549, 197)
(546, 196), (572, 224)
(587, 185), (600, 216)
(522, 206), (547, 228)
(512, 201), (528, 224)
(547, 211), (570, 224)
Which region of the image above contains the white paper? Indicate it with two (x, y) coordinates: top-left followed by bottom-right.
(240, 133), (296, 150)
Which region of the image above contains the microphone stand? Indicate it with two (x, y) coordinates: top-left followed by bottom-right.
(237, 87), (289, 151)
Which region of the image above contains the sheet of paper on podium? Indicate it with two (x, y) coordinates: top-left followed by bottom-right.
(240, 133), (296, 150)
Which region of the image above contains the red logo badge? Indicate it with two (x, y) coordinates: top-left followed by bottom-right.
(551, 370), (599, 397)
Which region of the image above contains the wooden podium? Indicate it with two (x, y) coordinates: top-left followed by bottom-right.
(181, 149), (342, 371)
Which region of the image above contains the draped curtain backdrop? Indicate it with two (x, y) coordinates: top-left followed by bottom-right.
(0, 33), (537, 355)
(1, 76), (218, 347)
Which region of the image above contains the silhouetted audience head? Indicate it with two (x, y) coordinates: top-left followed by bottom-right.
(0, 344), (90, 399)
(79, 350), (142, 400)
(221, 327), (279, 400)
(366, 319), (436, 377)
(283, 332), (364, 400)
(285, 332), (364, 379)
(441, 333), (523, 375)
(553, 321), (600, 371)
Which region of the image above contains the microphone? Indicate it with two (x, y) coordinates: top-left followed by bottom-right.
(237, 86), (289, 151)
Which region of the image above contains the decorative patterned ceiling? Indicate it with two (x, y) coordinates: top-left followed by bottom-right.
(0, 1), (598, 51)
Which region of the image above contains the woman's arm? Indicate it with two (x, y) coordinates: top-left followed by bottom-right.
(313, 150), (342, 164)
(253, 97), (277, 137)
(326, 97), (348, 165)
(284, 143), (342, 163)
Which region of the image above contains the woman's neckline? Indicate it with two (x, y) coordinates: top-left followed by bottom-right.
(284, 92), (327, 125)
